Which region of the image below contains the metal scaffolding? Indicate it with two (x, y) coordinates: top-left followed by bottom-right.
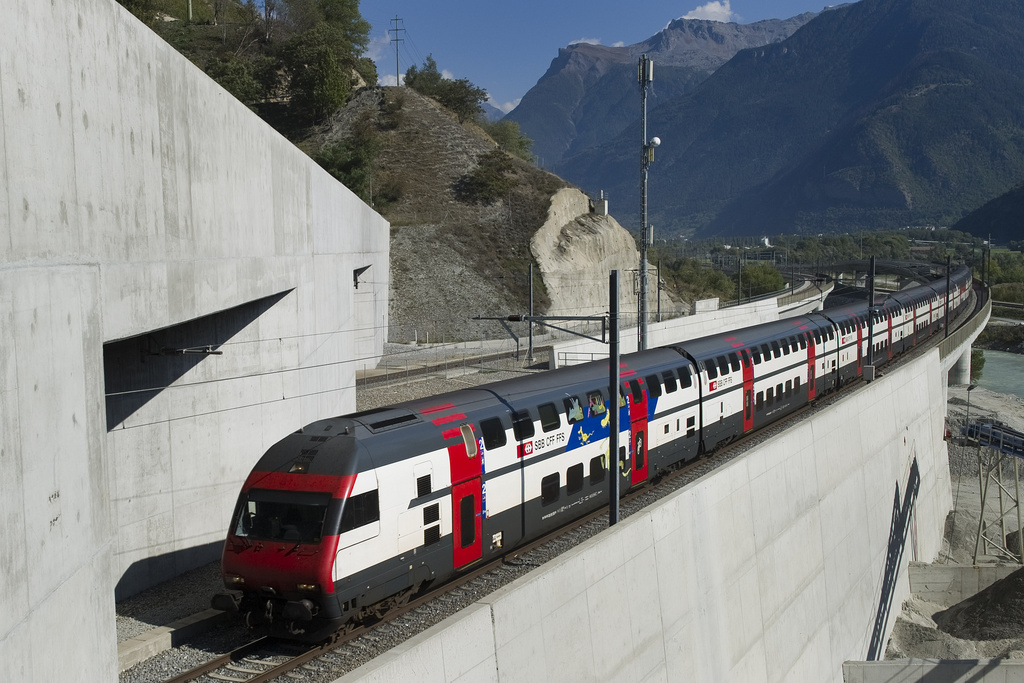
(965, 421), (1024, 563)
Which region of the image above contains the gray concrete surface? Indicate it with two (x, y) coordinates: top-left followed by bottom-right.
(0, 0), (387, 679)
(334, 349), (952, 682)
(908, 564), (1021, 608)
(843, 659), (1024, 682)
(548, 281), (831, 368)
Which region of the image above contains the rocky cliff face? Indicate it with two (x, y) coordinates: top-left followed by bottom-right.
(531, 188), (686, 323)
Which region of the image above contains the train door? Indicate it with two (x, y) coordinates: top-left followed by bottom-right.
(448, 423), (482, 569)
(887, 315), (894, 360)
(742, 351), (754, 432)
(627, 379), (648, 486)
(856, 320), (863, 376)
(806, 334), (817, 401)
(912, 305), (919, 346)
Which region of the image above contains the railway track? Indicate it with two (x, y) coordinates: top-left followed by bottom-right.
(156, 288), (982, 683)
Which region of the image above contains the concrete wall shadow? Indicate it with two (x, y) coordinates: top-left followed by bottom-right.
(114, 540), (223, 604)
(104, 291), (291, 429)
(868, 457), (921, 660)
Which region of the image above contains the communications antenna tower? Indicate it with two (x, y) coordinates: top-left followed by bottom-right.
(390, 17), (405, 85)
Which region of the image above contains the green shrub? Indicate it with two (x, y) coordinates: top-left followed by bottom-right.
(454, 150), (518, 205)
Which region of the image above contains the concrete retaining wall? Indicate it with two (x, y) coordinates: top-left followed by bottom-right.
(1, 0), (388, 678)
(548, 280), (831, 369)
(336, 350), (951, 682)
(843, 659), (1024, 682)
(907, 563), (1020, 607)
(550, 298), (781, 367)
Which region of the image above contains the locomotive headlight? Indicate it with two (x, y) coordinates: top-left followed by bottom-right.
(297, 583), (320, 592)
(225, 574), (245, 586)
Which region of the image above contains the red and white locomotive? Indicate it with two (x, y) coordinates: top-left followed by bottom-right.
(213, 265), (972, 639)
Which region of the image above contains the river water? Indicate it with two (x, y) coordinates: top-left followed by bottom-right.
(976, 349), (1024, 400)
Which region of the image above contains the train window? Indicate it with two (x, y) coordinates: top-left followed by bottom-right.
(799, 336), (807, 350)
(771, 342), (781, 358)
(662, 371), (677, 393)
(664, 424), (670, 434)
(791, 337), (800, 352)
(678, 367), (693, 389)
(460, 495), (475, 548)
(237, 490), (332, 544)
(645, 375), (662, 397)
(588, 391), (606, 416)
(417, 475), (432, 498)
(813, 331), (822, 344)
(717, 356), (729, 375)
(740, 349), (751, 367)
(776, 383), (783, 398)
(618, 386), (628, 408)
(629, 380), (643, 402)
(567, 464), (584, 494)
(761, 343), (771, 359)
(340, 490), (380, 534)
(728, 353), (741, 372)
(589, 456), (605, 484)
(782, 342), (790, 356)
(752, 348), (762, 364)
(756, 391), (764, 410)
(795, 377), (801, 389)
(785, 380), (792, 396)
(766, 387), (774, 403)
(538, 403), (561, 432)
(541, 473), (560, 505)
(480, 417), (507, 450)
(635, 434), (646, 470)
(512, 409), (535, 441)
(706, 362), (718, 380)
(564, 396), (585, 424)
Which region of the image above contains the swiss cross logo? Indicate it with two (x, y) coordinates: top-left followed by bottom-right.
(517, 442), (533, 458)
(709, 380), (718, 391)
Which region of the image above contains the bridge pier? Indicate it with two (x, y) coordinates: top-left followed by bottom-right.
(948, 345), (972, 385)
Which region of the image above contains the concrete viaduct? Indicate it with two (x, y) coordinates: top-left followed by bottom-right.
(0, 0), (989, 680)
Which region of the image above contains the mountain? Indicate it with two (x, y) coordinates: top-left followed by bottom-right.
(552, 0), (1024, 238)
(506, 14), (816, 168)
(953, 180), (1024, 244)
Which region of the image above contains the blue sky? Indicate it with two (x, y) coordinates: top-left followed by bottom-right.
(363, 1), (847, 113)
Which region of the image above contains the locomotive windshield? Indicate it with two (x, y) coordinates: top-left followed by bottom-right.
(234, 489), (331, 544)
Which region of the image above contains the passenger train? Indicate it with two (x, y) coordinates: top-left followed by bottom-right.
(213, 264), (973, 639)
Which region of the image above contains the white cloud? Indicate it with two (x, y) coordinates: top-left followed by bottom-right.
(568, 37), (602, 46)
(378, 74), (403, 87)
(488, 96), (521, 115)
(611, 41), (626, 48)
(441, 69), (455, 80)
(366, 31), (391, 63)
(680, 0), (737, 22)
